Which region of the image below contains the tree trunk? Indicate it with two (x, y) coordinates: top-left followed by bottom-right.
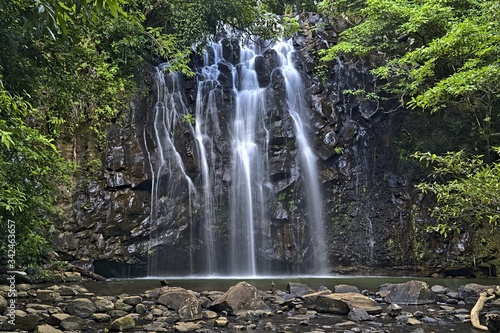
(471, 288), (498, 331)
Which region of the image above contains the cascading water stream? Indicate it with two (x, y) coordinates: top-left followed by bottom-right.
(148, 38), (329, 276)
(273, 41), (328, 274)
(191, 44), (226, 275)
(147, 65), (196, 276)
(228, 54), (269, 276)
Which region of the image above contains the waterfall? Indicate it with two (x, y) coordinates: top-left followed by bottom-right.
(228, 42), (270, 276)
(147, 65), (196, 276)
(148, 38), (328, 276)
(273, 41), (328, 274)
(192, 44), (225, 275)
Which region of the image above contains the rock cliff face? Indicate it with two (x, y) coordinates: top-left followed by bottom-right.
(54, 13), (425, 277)
(294, 13), (416, 273)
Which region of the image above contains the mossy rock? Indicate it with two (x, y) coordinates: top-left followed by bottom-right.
(109, 315), (135, 331)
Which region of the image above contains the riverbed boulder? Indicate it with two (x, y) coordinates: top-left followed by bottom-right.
(379, 280), (435, 305)
(286, 282), (316, 296)
(94, 298), (115, 312)
(64, 298), (96, 318)
(109, 315), (135, 331)
(302, 291), (382, 315)
(407, 317), (423, 325)
(458, 284), (497, 304)
(115, 299), (133, 312)
(135, 303), (148, 314)
(431, 285), (449, 295)
(211, 281), (270, 314)
(109, 309), (129, 318)
(202, 310), (218, 319)
(0, 295), (7, 314)
(53, 285), (80, 296)
(157, 287), (202, 320)
(46, 313), (71, 326)
(348, 308), (372, 321)
(144, 322), (168, 331)
(91, 313), (111, 322)
(59, 315), (93, 331)
(174, 321), (202, 332)
(214, 316), (228, 327)
(1, 310), (39, 331)
(36, 290), (60, 301)
(26, 303), (60, 314)
(123, 295), (142, 305)
(334, 284), (361, 294)
(387, 303), (402, 317)
(34, 324), (64, 333)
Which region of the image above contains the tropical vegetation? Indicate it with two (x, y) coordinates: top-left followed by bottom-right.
(318, 0), (499, 265)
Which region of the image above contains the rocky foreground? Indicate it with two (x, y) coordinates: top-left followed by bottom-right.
(1, 278), (499, 333)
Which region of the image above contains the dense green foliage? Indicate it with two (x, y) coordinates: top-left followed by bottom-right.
(319, 0), (500, 152)
(0, 0), (129, 267)
(35, 0), (126, 35)
(414, 150), (500, 236)
(0, 80), (72, 266)
(319, 0), (500, 252)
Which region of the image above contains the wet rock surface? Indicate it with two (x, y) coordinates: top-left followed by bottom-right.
(0, 280), (498, 333)
(210, 281), (270, 314)
(48, 11), (430, 277)
(379, 280), (435, 305)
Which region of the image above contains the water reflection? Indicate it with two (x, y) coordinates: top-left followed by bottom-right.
(82, 275), (496, 295)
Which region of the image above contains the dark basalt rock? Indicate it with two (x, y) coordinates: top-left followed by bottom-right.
(211, 281), (270, 314)
(255, 49), (280, 88)
(379, 281), (435, 305)
(52, 12), (453, 277)
(486, 313), (500, 333)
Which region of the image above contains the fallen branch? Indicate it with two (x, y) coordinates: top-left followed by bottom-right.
(471, 287), (499, 331)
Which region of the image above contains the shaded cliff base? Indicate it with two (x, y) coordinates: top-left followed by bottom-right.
(330, 265), (497, 280)
(82, 260), (497, 280)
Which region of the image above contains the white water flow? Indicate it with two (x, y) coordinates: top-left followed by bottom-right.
(148, 65), (196, 276)
(192, 44), (225, 275)
(228, 43), (270, 276)
(150, 39), (327, 275)
(273, 41), (328, 274)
